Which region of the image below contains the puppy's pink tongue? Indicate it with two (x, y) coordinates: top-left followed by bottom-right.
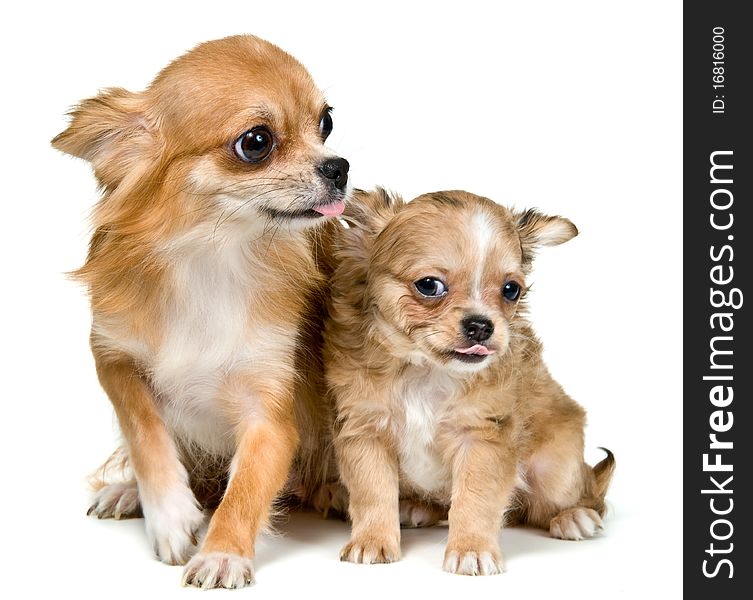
(455, 344), (495, 356)
(312, 200), (345, 216)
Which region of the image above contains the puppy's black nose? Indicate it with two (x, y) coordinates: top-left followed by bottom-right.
(461, 316), (495, 343)
(318, 157), (349, 190)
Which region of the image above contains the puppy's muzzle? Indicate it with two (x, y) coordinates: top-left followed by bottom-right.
(461, 316), (494, 344)
(318, 157), (349, 191)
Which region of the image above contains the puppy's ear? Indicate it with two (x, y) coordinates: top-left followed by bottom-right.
(515, 208), (578, 269)
(343, 187), (403, 237)
(52, 88), (157, 190)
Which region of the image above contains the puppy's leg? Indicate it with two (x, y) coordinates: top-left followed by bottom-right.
(337, 422), (401, 564)
(183, 387), (299, 589)
(309, 480), (349, 519)
(96, 359), (204, 564)
(525, 444), (614, 540)
(442, 425), (517, 576)
(521, 395), (615, 540)
(524, 447), (605, 540)
(399, 498), (447, 528)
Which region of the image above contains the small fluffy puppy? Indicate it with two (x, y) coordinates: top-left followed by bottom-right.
(326, 189), (615, 575)
(53, 35), (348, 588)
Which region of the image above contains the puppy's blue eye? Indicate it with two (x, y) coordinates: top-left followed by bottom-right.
(414, 277), (448, 298)
(319, 108), (333, 141)
(234, 126), (274, 163)
(502, 281), (521, 302)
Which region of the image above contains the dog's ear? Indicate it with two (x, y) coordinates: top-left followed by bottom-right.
(52, 88), (158, 190)
(342, 187), (404, 237)
(514, 208), (578, 269)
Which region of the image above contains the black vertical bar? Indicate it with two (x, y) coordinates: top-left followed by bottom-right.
(685, 3), (751, 596)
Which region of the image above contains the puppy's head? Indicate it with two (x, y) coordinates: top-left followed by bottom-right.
(366, 190), (577, 375)
(52, 35), (349, 241)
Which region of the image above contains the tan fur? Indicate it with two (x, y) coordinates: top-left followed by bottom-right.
(326, 189), (615, 574)
(54, 35), (345, 588)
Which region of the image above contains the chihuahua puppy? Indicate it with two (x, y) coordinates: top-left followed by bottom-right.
(326, 189), (615, 575)
(53, 35), (348, 588)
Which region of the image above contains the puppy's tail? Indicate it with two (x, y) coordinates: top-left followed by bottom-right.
(591, 447), (616, 516)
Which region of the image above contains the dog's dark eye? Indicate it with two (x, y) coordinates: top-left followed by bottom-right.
(234, 127), (274, 163)
(414, 277), (448, 298)
(319, 108), (333, 141)
(502, 281), (521, 302)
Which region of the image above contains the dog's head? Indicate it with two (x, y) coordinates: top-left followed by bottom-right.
(363, 190), (577, 375)
(52, 35), (349, 241)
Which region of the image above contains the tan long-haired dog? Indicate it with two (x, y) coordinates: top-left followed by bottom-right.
(52, 35), (348, 589)
(326, 189), (615, 575)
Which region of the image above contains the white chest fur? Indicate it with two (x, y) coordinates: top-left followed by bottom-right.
(149, 240), (294, 456)
(393, 364), (458, 495)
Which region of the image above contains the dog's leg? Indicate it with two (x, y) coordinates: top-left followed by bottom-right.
(524, 446), (606, 540)
(88, 478), (142, 519)
(399, 497), (447, 528)
(442, 424), (517, 576)
(520, 394), (614, 540)
(309, 480), (349, 519)
(87, 444), (141, 519)
(96, 359), (205, 564)
(182, 387), (299, 589)
(524, 443), (614, 540)
(337, 422), (401, 564)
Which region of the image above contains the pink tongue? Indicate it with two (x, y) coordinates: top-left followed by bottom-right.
(312, 200), (345, 216)
(455, 344), (495, 356)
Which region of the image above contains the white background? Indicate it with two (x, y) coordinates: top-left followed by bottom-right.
(1, 1), (682, 598)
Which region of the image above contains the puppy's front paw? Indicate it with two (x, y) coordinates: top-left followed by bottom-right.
(340, 533), (401, 564)
(443, 544), (504, 576)
(182, 552), (254, 589)
(142, 487), (205, 565)
(549, 507), (603, 540)
(88, 480), (141, 520)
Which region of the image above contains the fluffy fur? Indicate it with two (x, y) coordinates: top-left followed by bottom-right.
(53, 35), (347, 589)
(325, 189), (615, 575)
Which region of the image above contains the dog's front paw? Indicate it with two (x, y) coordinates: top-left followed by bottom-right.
(549, 507), (603, 540)
(340, 533), (401, 564)
(88, 480), (141, 519)
(182, 552), (255, 589)
(443, 544), (504, 576)
(142, 487), (205, 565)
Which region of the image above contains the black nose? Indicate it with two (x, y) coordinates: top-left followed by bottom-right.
(318, 157), (349, 191)
(461, 316), (495, 343)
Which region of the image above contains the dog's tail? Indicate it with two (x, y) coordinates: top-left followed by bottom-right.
(591, 447), (616, 516)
